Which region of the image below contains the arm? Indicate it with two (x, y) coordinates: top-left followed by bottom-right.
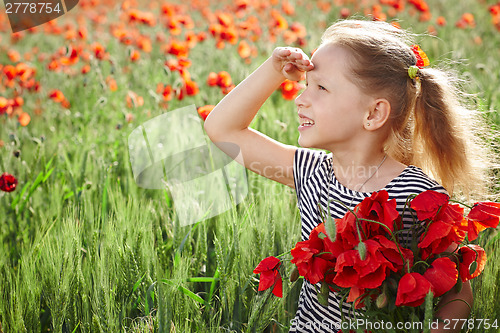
(431, 281), (472, 333)
(203, 47), (314, 188)
(431, 244), (474, 333)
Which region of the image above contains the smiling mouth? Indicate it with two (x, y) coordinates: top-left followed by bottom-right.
(299, 115), (315, 127)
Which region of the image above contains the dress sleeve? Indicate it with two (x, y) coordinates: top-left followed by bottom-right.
(293, 148), (328, 194)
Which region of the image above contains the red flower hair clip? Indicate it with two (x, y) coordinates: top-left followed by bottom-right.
(411, 45), (430, 68)
(408, 44), (430, 79)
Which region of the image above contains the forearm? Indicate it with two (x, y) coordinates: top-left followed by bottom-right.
(431, 281), (473, 333)
(204, 57), (284, 138)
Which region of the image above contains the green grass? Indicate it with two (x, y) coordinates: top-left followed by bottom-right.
(1, 0), (500, 332)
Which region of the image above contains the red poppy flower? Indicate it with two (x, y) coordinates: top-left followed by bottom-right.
(418, 221), (456, 260)
(291, 226), (336, 284)
(206, 72), (218, 86)
(279, 80), (303, 100)
(253, 256), (283, 297)
(423, 257), (458, 297)
(354, 190), (399, 234)
(238, 40), (251, 59)
(346, 285), (367, 309)
(418, 203), (468, 259)
(184, 79), (199, 96)
(333, 239), (397, 290)
(216, 71), (233, 88)
(49, 89), (66, 103)
(197, 105), (214, 121)
(372, 235), (414, 270)
(0, 172), (18, 192)
(395, 272), (432, 307)
(466, 202), (500, 241)
(410, 190), (449, 221)
(334, 212), (360, 249)
(457, 245), (487, 282)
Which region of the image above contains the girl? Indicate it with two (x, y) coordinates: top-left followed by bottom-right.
(204, 19), (487, 333)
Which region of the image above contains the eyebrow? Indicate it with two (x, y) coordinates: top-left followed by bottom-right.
(306, 70), (324, 83)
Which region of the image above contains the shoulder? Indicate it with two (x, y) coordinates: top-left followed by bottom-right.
(389, 165), (447, 195)
(293, 148), (331, 190)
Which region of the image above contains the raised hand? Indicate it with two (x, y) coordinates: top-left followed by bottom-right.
(272, 47), (314, 82)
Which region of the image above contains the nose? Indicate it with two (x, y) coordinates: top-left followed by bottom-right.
(295, 88), (309, 108)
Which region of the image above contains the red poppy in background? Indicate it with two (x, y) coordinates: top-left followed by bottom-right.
(457, 245), (486, 282)
(0, 173), (18, 192)
(279, 80), (303, 100)
(395, 272), (432, 307)
(423, 257), (458, 297)
(197, 105), (214, 121)
(253, 256), (283, 297)
(466, 202), (500, 241)
(410, 190), (449, 221)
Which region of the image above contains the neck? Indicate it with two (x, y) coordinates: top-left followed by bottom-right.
(332, 151), (388, 192)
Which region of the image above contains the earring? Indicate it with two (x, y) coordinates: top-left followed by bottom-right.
(366, 122), (370, 127)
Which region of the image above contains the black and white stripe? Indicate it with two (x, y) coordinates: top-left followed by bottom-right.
(290, 148), (446, 333)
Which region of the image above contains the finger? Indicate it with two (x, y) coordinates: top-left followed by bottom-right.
(276, 47), (292, 58)
(283, 63), (294, 72)
(293, 59), (314, 72)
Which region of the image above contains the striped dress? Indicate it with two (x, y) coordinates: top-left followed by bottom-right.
(289, 148), (446, 333)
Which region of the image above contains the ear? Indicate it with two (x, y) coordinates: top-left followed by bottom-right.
(364, 99), (391, 131)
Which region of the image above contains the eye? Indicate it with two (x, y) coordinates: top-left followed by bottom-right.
(318, 85), (326, 91)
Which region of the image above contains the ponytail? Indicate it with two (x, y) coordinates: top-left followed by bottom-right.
(413, 68), (489, 197)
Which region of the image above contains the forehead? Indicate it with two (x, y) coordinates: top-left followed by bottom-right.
(307, 44), (351, 80)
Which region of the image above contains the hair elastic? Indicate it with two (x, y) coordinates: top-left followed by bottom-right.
(408, 65), (419, 79)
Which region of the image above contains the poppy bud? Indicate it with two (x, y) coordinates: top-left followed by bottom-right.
(376, 292), (388, 308)
(318, 281), (329, 306)
(469, 261), (478, 276)
(325, 215), (336, 242)
(454, 276), (463, 293)
(290, 266), (299, 282)
(357, 241), (367, 261)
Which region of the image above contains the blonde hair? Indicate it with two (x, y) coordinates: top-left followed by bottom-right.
(320, 19), (491, 198)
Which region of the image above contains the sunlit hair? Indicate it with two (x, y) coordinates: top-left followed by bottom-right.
(320, 19), (492, 198)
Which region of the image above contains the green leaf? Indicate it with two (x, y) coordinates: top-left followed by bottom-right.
(161, 279), (207, 305)
(145, 282), (156, 315)
(186, 277), (219, 283)
(133, 272), (147, 293)
(11, 181), (30, 209)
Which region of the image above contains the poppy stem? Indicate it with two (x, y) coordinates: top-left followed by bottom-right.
(449, 199), (472, 209)
(357, 217), (407, 269)
(411, 260), (430, 271)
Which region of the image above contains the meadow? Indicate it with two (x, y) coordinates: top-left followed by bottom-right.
(0, 0), (499, 332)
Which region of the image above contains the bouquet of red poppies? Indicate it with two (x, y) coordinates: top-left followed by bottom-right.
(253, 190), (500, 331)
